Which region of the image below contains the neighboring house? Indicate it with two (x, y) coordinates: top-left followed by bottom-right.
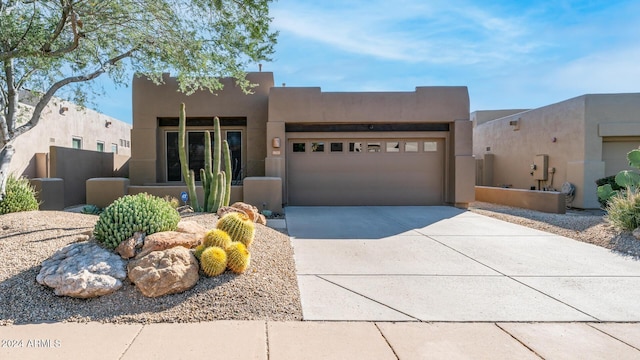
(9, 92), (131, 179)
(130, 72), (475, 208)
(473, 93), (640, 209)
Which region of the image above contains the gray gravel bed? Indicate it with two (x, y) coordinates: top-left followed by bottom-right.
(0, 211), (302, 325)
(469, 201), (640, 259)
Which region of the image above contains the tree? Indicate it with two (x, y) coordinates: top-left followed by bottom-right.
(0, 0), (277, 200)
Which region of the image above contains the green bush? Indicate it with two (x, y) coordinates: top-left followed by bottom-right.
(0, 175), (39, 215)
(94, 193), (180, 249)
(605, 189), (640, 231)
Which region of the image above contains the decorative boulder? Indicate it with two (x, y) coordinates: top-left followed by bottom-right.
(230, 202), (261, 223)
(127, 247), (199, 297)
(176, 220), (207, 243)
(115, 231), (145, 259)
(216, 206), (247, 219)
(136, 231), (200, 258)
(36, 241), (127, 298)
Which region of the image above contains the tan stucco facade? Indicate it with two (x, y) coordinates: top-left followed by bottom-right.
(9, 97), (131, 178)
(130, 72), (474, 207)
(473, 93), (640, 209)
(130, 72), (272, 185)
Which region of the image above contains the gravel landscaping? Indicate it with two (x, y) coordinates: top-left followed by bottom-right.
(1, 202), (639, 326)
(469, 201), (640, 259)
(0, 211), (302, 325)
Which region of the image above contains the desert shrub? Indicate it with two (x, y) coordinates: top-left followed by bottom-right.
(0, 175), (39, 214)
(163, 195), (180, 209)
(94, 193), (180, 249)
(605, 189), (640, 231)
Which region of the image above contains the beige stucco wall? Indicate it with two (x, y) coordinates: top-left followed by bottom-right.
(9, 97), (131, 178)
(130, 72), (273, 185)
(473, 93), (640, 209)
(471, 109), (529, 126)
(267, 86), (473, 205)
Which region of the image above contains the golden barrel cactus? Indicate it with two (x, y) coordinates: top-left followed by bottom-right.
(200, 246), (228, 277)
(216, 212), (255, 248)
(226, 242), (251, 274)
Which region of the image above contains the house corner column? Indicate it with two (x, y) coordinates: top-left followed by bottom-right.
(454, 119), (475, 207)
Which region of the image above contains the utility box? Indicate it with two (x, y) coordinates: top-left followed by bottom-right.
(532, 154), (548, 181)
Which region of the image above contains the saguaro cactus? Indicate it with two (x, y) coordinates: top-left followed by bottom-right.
(178, 103), (201, 212)
(201, 116), (232, 212)
(178, 103), (232, 213)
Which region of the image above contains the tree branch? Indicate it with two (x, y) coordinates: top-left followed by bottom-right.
(11, 47), (137, 138)
(41, 2), (72, 53)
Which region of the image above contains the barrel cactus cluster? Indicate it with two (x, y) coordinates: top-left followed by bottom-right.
(94, 193), (181, 249)
(196, 212), (255, 277)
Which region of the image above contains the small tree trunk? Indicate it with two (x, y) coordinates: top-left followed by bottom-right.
(0, 144), (15, 201)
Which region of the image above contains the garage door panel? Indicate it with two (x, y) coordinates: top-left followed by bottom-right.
(288, 137), (444, 206)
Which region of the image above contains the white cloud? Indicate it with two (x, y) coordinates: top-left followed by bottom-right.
(270, 1), (540, 66)
(546, 47), (640, 94)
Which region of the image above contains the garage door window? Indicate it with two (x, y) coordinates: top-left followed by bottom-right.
(331, 142), (343, 152)
(293, 143), (306, 152)
(386, 141), (400, 152)
(367, 142), (382, 152)
(405, 142), (418, 152)
(424, 141), (438, 152)
(312, 142), (325, 152)
(349, 142), (362, 152)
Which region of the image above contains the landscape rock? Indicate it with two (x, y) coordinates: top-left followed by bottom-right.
(136, 231), (200, 258)
(115, 231), (145, 259)
(176, 220), (207, 242)
(633, 227), (640, 240)
(257, 214), (267, 225)
(36, 241), (127, 298)
(127, 247), (199, 297)
(231, 202), (260, 222)
(216, 206), (247, 219)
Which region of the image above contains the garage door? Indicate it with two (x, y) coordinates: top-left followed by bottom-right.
(602, 139), (640, 176)
(287, 137), (445, 205)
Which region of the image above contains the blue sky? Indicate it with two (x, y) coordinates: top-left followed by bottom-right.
(95, 0), (640, 124)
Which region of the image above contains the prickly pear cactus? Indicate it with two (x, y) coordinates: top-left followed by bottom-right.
(203, 229), (232, 250)
(226, 241), (250, 274)
(93, 193), (180, 249)
(200, 246), (228, 277)
(216, 212), (255, 248)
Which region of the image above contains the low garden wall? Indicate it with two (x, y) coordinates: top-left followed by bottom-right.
(475, 186), (566, 214)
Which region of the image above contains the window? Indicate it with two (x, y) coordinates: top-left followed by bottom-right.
(97, 142), (105, 152)
(166, 130), (243, 182)
(72, 137), (82, 149)
(111, 143), (118, 154)
(386, 141), (400, 152)
(367, 142), (381, 153)
(405, 142), (418, 152)
(330, 142), (343, 152)
(293, 143), (306, 152)
(349, 142), (362, 152)
(424, 141), (438, 152)
(311, 142), (324, 152)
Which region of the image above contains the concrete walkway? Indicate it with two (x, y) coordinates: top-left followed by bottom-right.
(2, 206), (640, 359)
(287, 206), (640, 322)
(2, 321), (640, 359)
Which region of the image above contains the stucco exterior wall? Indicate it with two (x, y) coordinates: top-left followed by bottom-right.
(130, 72), (273, 185)
(9, 98), (131, 178)
(267, 86), (473, 205)
(473, 93), (640, 209)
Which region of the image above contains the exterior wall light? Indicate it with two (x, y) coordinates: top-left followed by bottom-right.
(59, 106), (69, 114)
(272, 137), (281, 148)
(105, 121), (112, 128)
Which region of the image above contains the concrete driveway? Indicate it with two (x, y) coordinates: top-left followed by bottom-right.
(286, 206), (640, 321)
